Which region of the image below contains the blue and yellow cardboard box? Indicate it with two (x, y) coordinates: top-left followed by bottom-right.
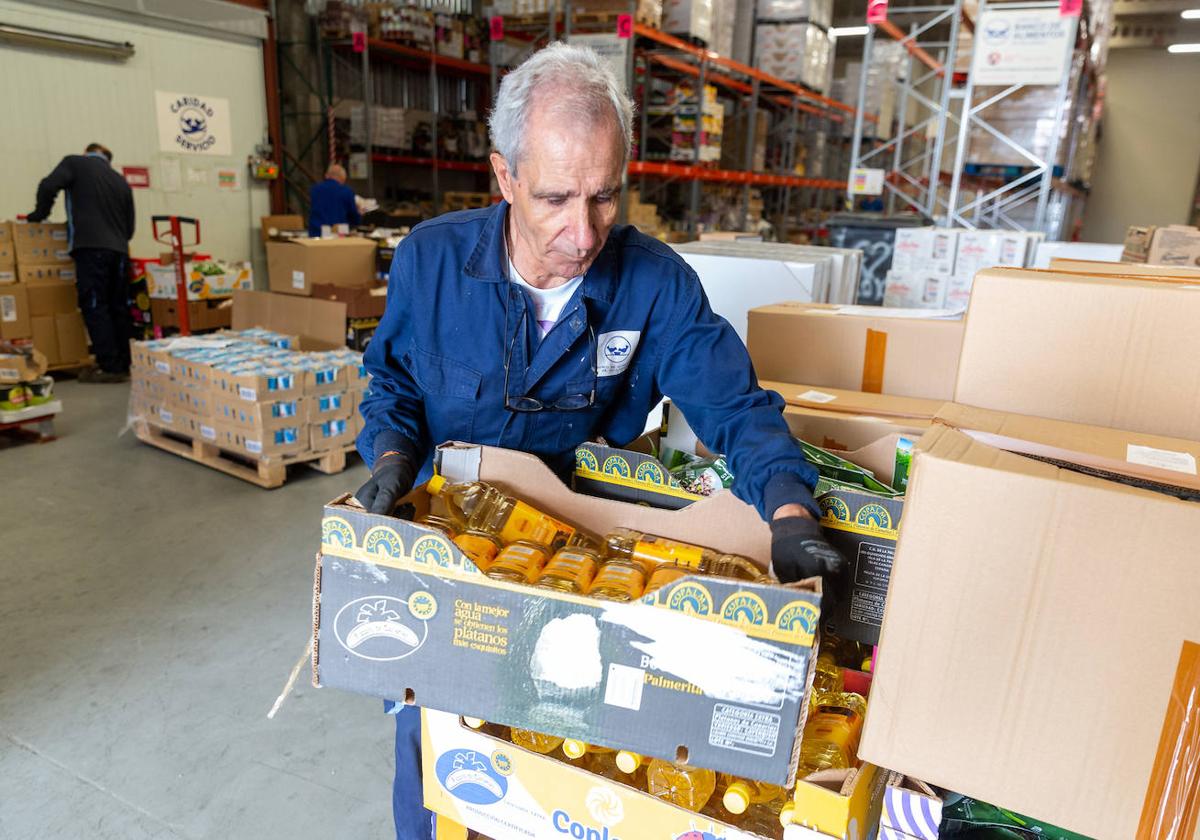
(572, 438), (705, 510)
(315, 442), (822, 785)
(421, 709), (890, 840)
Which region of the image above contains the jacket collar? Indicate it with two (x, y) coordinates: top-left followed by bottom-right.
(463, 200), (617, 305)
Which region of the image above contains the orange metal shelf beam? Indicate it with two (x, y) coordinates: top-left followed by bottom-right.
(372, 153), (490, 173)
(633, 23), (875, 122)
(366, 38), (491, 76)
(648, 53), (841, 121)
(874, 20), (945, 77)
(628, 160), (845, 190)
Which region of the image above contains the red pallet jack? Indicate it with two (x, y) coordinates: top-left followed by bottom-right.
(151, 214), (200, 336)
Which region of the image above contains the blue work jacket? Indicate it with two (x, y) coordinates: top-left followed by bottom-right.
(308, 178), (361, 236)
(358, 200), (818, 520)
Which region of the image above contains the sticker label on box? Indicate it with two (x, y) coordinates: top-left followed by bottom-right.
(155, 360), (170, 374)
(246, 439), (263, 454)
(0, 294), (15, 322)
(160, 409), (174, 423)
(603, 663), (645, 711)
(238, 386), (257, 401)
(797, 389), (837, 404)
(709, 704), (781, 756)
(1127, 444), (1198, 476)
(292, 270), (305, 290)
(200, 424), (216, 440)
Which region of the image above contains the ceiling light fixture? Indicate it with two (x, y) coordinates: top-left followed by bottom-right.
(1167, 42), (1200, 52)
(830, 25), (871, 37)
(1180, 8), (1200, 18)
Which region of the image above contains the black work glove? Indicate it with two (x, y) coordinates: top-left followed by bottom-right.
(355, 454), (418, 515)
(770, 514), (847, 585)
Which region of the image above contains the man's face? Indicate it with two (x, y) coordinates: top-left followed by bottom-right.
(492, 102), (624, 283)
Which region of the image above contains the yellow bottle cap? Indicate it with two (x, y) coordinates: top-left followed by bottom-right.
(779, 801), (796, 827)
(615, 751), (643, 774)
(426, 474), (446, 495)
(723, 782), (751, 815)
(562, 739), (587, 759)
(462, 717), (484, 729)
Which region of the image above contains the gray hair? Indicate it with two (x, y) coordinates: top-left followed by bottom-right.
(488, 42), (634, 173)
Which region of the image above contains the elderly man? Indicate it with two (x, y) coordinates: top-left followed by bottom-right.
(355, 42), (844, 839)
(307, 163), (361, 236)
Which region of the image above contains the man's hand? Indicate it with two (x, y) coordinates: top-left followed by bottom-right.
(770, 509), (846, 584)
(355, 454), (418, 515)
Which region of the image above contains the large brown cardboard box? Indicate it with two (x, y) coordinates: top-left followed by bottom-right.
(10, 221), (72, 265)
(55, 310), (90, 364)
(266, 237), (376, 296)
(150, 298), (232, 331)
(30, 316), (59, 364)
(748, 303), (965, 401)
(954, 268), (1200, 440)
(230, 289), (346, 350)
(18, 263), (75, 284)
(0, 283), (31, 339)
(260, 214), (306, 243)
(309, 282), (387, 319)
(26, 277), (78, 316)
(861, 404), (1200, 840)
(1148, 225), (1200, 268)
(1049, 257), (1200, 278)
(0, 346), (48, 382)
(0, 225), (14, 269)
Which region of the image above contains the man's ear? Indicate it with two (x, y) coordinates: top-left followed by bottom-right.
(491, 152), (516, 204)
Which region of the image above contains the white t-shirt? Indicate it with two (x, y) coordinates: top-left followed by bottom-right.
(508, 258), (584, 339)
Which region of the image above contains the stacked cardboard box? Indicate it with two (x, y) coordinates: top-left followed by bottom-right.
(860, 266), (1200, 838)
(883, 227), (1041, 310)
(1121, 223), (1200, 268)
(754, 21), (832, 93)
(266, 237), (378, 297)
(129, 291), (365, 461)
(314, 440), (920, 838)
(748, 302), (966, 401)
(0, 222), (91, 366)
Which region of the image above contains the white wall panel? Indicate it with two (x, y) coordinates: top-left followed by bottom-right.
(0, 0), (271, 269)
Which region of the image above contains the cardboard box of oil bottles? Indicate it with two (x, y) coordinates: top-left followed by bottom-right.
(314, 442), (823, 785)
(421, 709), (894, 840)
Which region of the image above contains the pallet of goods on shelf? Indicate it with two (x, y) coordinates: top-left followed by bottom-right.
(753, 20), (832, 95)
(645, 80), (724, 163)
(754, 0), (832, 28)
(661, 0), (714, 44)
(829, 42), (907, 139)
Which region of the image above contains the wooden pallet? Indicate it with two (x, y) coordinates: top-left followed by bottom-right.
(133, 420), (354, 489)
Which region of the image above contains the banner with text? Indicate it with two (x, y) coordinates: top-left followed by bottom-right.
(970, 7), (1074, 86)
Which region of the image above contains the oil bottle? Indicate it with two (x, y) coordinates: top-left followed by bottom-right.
(535, 546), (601, 593)
(426, 475), (584, 552)
(797, 691), (868, 774)
(604, 528), (763, 580)
(645, 758), (717, 812)
(509, 728), (564, 755)
(719, 776), (788, 815)
(485, 542), (551, 584)
(587, 560), (647, 601)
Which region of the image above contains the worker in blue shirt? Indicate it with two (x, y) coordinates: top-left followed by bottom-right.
(354, 43), (845, 840)
(307, 163), (361, 236)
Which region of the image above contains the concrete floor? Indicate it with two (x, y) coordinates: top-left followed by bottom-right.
(0, 380), (396, 838)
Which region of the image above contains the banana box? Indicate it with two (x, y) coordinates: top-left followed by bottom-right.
(315, 443), (822, 785)
(421, 710), (888, 840)
(145, 261), (253, 300)
(573, 441), (704, 510)
(813, 484), (903, 648)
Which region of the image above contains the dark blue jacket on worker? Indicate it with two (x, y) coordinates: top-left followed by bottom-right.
(358, 199), (819, 521)
(307, 178), (361, 236)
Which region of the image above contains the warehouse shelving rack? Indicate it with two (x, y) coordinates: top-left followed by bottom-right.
(285, 3), (872, 238)
(845, 0), (1103, 238)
